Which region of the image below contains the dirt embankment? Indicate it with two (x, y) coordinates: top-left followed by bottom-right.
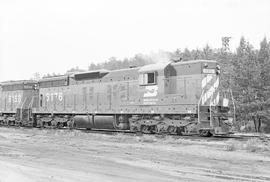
(0, 127), (270, 182)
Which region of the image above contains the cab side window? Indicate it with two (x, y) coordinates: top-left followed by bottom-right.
(139, 72), (156, 85)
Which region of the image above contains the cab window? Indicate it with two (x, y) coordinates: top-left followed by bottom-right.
(139, 72), (156, 85)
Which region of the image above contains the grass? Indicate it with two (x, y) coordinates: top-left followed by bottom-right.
(224, 138), (270, 152)
(136, 135), (157, 143)
(11, 127), (269, 152)
(224, 140), (238, 151)
(243, 138), (269, 152)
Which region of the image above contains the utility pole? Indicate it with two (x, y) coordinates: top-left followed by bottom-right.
(222, 37), (231, 53)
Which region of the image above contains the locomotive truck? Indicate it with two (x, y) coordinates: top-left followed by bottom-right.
(0, 60), (234, 136)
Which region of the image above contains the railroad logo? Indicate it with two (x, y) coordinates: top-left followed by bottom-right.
(144, 85), (158, 97)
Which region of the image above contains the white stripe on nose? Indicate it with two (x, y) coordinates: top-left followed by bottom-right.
(201, 77), (219, 105)
(202, 74), (213, 89)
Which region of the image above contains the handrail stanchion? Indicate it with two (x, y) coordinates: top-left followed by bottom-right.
(198, 90), (205, 124)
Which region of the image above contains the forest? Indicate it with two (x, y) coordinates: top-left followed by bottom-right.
(61, 37), (270, 133)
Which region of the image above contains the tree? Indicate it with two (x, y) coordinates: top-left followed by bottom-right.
(231, 37), (260, 131)
(182, 48), (192, 61)
(66, 66), (86, 74)
(88, 54), (153, 71)
(202, 44), (214, 60)
(229, 37), (270, 132)
(255, 37), (270, 132)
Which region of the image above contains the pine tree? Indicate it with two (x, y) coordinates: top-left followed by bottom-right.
(232, 37), (260, 131)
(256, 37), (270, 132)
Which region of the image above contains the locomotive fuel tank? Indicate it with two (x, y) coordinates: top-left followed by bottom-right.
(73, 115), (129, 130)
(94, 115), (115, 129)
(73, 115), (93, 129)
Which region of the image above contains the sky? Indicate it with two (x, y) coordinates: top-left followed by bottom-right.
(0, 0), (270, 81)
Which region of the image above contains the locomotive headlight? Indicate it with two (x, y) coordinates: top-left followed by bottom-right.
(216, 65), (221, 75)
(204, 63), (208, 68)
(33, 84), (38, 90)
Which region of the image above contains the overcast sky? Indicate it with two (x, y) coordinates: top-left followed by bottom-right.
(0, 0), (270, 82)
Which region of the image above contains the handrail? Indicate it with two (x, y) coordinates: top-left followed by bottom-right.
(28, 96), (36, 109)
(229, 89), (236, 123)
(210, 94), (214, 127)
(20, 97), (27, 120)
(197, 89), (205, 123)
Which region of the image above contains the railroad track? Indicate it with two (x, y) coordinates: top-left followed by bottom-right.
(1, 124), (269, 142)
(68, 127), (270, 141)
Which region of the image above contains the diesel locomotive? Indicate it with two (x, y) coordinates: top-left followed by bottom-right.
(0, 60), (234, 136)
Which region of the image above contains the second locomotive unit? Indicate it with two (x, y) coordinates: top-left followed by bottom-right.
(0, 60), (234, 136)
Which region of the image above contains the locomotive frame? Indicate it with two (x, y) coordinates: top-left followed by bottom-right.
(0, 60), (235, 136)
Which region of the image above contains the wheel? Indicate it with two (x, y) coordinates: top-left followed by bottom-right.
(51, 120), (57, 128)
(67, 120), (75, 129)
(156, 123), (167, 134)
(58, 122), (63, 128)
(167, 126), (176, 134)
(199, 130), (213, 137)
(130, 125), (139, 132)
(37, 120), (43, 128)
(141, 125), (149, 133)
(176, 127), (183, 135)
(152, 125), (158, 134)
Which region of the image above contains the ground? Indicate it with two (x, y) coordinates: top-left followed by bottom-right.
(0, 127), (270, 182)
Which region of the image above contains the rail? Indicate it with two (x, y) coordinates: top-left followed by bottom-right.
(1, 124), (270, 141)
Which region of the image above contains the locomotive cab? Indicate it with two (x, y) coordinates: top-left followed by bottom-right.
(138, 62), (176, 99)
